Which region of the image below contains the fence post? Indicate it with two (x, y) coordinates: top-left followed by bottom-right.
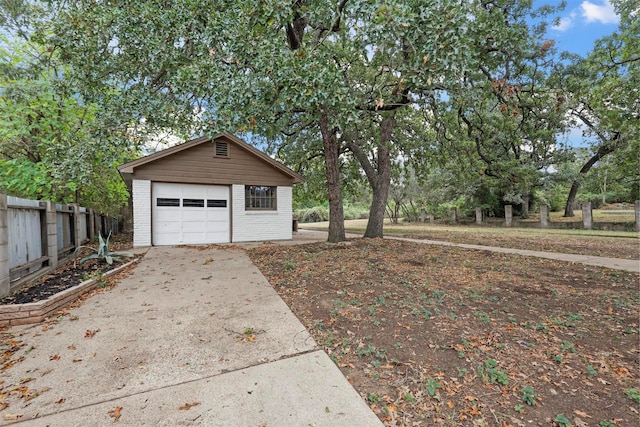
(582, 202), (592, 230)
(450, 207), (457, 223)
(0, 194), (9, 297)
(635, 201), (639, 232)
(505, 205), (513, 227)
(540, 204), (549, 228)
(73, 204), (82, 249)
(88, 209), (96, 240)
(419, 208), (425, 223)
(45, 201), (58, 268)
(475, 207), (483, 225)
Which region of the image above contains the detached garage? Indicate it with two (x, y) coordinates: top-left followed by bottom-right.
(118, 133), (303, 247)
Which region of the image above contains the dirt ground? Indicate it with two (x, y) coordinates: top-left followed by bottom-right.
(248, 238), (640, 427)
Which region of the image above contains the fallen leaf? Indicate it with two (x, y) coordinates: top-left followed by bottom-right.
(574, 409), (591, 418)
(49, 354), (60, 361)
(108, 406), (122, 422)
(2, 413), (23, 421)
(85, 329), (100, 338)
(68, 344), (76, 350)
(178, 402), (200, 410)
(57, 398), (66, 404)
(469, 405), (482, 415)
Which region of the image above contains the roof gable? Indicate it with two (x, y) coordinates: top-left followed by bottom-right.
(118, 133), (303, 184)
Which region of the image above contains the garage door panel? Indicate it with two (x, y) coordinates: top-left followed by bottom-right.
(152, 183), (230, 245)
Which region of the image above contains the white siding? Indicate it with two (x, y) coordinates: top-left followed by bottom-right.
(231, 185), (292, 242)
(133, 179), (152, 247)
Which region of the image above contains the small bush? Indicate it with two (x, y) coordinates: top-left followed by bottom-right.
(295, 206), (330, 223)
(344, 204), (369, 220)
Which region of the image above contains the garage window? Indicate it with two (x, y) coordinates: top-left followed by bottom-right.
(207, 199), (227, 208)
(245, 185), (277, 210)
(157, 198), (180, 207)
(183, 199), (205, 207)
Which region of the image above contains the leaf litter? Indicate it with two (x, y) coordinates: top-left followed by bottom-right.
(248, 238), (639, 426)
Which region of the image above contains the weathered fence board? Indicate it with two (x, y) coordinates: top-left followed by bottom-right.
(7, 197), (43, 274)
(1, 193), (120, 298)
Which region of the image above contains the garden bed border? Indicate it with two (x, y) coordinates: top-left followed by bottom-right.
(0, 257), (140, 327)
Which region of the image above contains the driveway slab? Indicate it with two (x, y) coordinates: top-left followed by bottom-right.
(0, 246), (382, 426)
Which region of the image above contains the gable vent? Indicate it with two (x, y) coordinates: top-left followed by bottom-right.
(215, 141), (228, 157)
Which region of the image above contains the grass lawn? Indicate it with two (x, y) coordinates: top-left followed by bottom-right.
(248, 226), (639, 426)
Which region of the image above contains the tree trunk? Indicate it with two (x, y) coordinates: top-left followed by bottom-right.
(563, 141), (618, 217)
(319, 111), (346, 243)
(564, 180), (580, 217)
(348, 113), (395, 238)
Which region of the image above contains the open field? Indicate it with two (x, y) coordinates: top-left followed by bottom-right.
(302, 219), (640, 260)
(249, 237), (640, 427)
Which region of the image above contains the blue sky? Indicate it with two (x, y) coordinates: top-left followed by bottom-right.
(537, 0), (620, 56)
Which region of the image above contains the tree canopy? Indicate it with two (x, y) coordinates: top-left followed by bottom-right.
(0, 3), (133, 214)
(1, 0), (633, 226)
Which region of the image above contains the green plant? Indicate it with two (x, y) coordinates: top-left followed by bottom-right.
(561, 340), (576, 353)
(474, 311), (489, 325)
(599, 420), (618, 427)
(624, 387), (640, 404)
(357, 343), (376, 357)
(478, 359), (509, 385)
(367, 392), (381, 403)
(76, 232), (134, 265)
(521, 386), (537, 406)
(554, 414), (572, 427)
(283, 259), (297, 271)
(424, 377), (442, 397)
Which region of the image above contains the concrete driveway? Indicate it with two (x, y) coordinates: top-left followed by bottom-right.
(0, 246), (382, 426)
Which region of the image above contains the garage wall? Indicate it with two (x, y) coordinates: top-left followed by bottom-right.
(231, 185), (292, 242)
(132, 179), (152, 247)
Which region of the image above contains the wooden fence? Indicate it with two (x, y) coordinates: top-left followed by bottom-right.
(0, 194), (118, 298)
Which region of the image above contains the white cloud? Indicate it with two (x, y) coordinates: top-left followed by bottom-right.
(552, 11), (577, 31)
(580, 0), (620, 24)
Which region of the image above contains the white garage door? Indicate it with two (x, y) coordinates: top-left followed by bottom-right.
(152, 183), (230, 245)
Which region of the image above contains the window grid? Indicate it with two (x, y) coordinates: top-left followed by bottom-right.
(245, 186), (276, 210)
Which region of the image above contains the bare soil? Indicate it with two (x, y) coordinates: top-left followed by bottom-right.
(248, 238), (640, 427)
